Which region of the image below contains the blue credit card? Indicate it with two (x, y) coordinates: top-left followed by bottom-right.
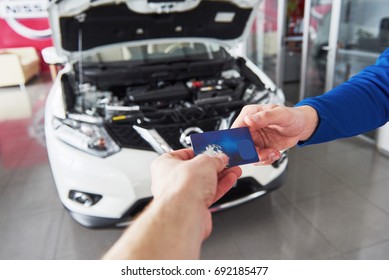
(190, 127), (259, 167)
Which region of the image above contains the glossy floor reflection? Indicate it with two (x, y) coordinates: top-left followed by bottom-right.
(2, 76), (389, 259)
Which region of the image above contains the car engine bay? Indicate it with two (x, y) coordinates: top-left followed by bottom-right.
(60, 49), (273, 151)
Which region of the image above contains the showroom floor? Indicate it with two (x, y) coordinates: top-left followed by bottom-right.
(2, 75), (389, 259)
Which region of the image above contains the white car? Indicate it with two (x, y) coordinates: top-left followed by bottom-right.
(44, 0), (288, 227)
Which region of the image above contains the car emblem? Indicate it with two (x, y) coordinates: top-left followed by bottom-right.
(1, 0), (52, 40)
(180, 127), (203, 148)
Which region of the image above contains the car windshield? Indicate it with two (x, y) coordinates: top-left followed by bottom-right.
(83, 42), (227, 64)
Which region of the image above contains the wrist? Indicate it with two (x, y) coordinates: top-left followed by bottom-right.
(296, 105), (319, 141)
(152, 172), (210, 209)
(156, 188), (211, 236)
(104, 193), (208, 259)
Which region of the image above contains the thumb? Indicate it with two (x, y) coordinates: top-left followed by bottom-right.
(212, 153), (229, 173)
(194, 153), (229, 174)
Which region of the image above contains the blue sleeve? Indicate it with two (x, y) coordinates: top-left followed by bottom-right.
(295, 48), (389, 146)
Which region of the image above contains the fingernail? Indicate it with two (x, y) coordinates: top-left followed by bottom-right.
(251, 114), (260, 121)
(269, 153), (280, 162)
(245, 115), (258, 123)
(216, 153), (229, 165)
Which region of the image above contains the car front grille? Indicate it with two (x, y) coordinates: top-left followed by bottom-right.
(105, 123), (153, 151)
(105, 118), (220, 151)
(154, 119), (220, 150)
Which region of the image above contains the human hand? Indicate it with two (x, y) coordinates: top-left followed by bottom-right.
(151, 148), (242, 207)
(150, 149), (242, 239)
(231, 104), (318, 165)
(103, 149), (242, 260)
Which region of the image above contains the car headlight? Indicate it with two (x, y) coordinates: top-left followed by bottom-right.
(52, 117), (120, 158)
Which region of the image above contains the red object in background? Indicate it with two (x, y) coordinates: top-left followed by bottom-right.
(0, 17), (53, 72)
(310, 4), (332, 32)
(263, 0), (278, 32)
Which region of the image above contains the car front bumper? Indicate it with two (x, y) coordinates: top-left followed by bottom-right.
(66, 162), (288, 228)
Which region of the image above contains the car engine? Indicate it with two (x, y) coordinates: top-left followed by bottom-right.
(60, 53), (272, 152)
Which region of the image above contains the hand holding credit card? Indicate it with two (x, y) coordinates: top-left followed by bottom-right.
(190, 127), (259, 167)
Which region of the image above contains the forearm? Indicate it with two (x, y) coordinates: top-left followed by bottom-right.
(103, 194), (207, 260)
(296, 48), (389, 145)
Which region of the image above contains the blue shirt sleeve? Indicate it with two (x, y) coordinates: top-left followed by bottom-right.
(295, 47), (389, 146)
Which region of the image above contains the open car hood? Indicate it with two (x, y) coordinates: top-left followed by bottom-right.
(47, 0), (260, 60)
